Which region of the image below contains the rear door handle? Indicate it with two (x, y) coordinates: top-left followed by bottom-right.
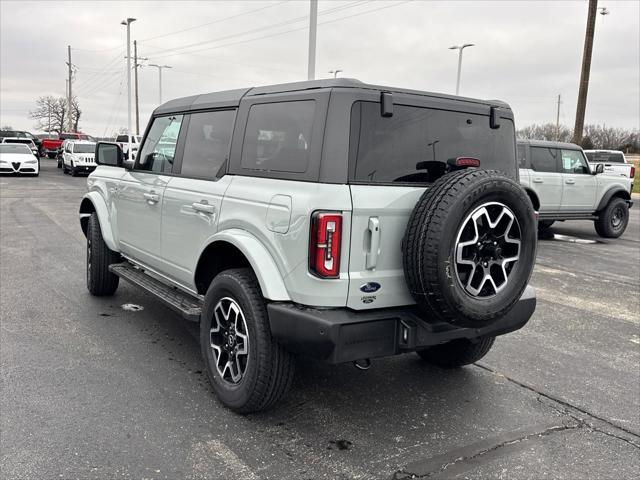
(366, 217), (380, 270)
(192, 202), (215, 214)
(533, 178), (544, 183)
(143, 192), (160, 204)
(565, 179), (575, 185)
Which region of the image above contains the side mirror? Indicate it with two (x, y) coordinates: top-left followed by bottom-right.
(594, 163), (604, 175)
(95, 142), (124, 167)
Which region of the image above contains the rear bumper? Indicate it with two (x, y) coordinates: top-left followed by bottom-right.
(268, 286), (536, 364)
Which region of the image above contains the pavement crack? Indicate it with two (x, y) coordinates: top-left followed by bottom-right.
(475, 362), (640, 447)
(391, 424), (577, 479)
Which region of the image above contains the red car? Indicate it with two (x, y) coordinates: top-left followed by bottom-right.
(42, 132), (95, 159)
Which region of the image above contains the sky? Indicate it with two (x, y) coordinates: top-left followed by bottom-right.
(1, 0), (638, 136)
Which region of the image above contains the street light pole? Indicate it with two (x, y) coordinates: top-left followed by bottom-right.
(149, 64), (172, 105)
(308, 0), (318, 80)
(328, 69), (342, 78)
(121, 17), (136, 160)
(449, 43), (474, 95)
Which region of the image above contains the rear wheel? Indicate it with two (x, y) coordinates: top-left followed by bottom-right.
(595, 197), (629, 238)
(200, 268), (295, 413)
(86, 212), (120, 296)
(416, 337), (495, 368)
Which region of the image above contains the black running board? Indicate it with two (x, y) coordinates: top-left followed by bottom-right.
(109, 262), (202, 322)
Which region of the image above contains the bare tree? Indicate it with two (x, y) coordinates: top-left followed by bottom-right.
(1, 125), (14, 131)
(29, 96), (81, 134)
(71, 97), (81, 132)
(518, 123), (639, 153)
(517, 123), (572, 143)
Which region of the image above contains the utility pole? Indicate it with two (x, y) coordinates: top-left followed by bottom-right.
(307, 0), (318, 80)
(149, 64), (172, 104)
(67, 45), (73, 131)
(572, 0), (598, 145)
(556, 94), (562, 141)
(121, 18), (136, 159)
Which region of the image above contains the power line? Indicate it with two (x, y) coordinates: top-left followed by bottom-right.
(151, 1), (411, 61)
(142, 1), (369, 58)
(138, 0), (291, 42)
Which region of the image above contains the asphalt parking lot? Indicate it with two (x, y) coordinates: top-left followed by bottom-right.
(1, 158), (639, 479)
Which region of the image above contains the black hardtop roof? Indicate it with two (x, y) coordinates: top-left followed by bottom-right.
(517, 139), (583, 150)
(153, 78), (512, 115)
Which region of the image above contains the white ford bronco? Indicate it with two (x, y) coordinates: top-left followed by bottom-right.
(517, 140), (633, 237)
(80, 79), (537, 413)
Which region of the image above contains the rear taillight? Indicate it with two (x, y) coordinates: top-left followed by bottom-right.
(309, 212), (342, 278)
(630, 165), (635, 178)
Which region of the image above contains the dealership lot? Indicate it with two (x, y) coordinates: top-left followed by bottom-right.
(1, 159), (638, 479)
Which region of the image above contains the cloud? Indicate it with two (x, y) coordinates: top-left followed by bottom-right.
(1, 0), (638, 134)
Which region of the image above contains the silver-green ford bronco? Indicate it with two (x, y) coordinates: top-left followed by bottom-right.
(80, 79), (538, 413)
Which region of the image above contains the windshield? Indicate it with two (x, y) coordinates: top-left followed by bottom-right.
(350, 102), (516, 183)
(3, 139), (33, 146)
(0, 144), (32, 154)
(74, 143), (95, 153)
(585, 151), (625, 163)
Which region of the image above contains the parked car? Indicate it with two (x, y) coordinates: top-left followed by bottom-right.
(62, 141), (97, 176)
(0, 130), (43, 156)
(0, 143), (40, 176)
(41, 132), (95, 159)
(79, 79), (537, 413)
(584, 149), (635, 189)
(1, 137), (39, 157)
(518, 140), (633, 238)
(58, 139), (75, 168)
(115, 134), (142, 157)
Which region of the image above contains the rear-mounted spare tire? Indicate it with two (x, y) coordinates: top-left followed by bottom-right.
(402, 169), (537, 328)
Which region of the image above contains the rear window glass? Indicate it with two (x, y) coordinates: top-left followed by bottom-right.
(350, 102), (516, 184)
(59, 133), (78, 140)
(3, 139), (32, 145)
(530, 147), (558, 173)
(517, 144), (526, 168)
(116, 135), (128, 142)
(585, 151), (625, 163)
(241, 101), (315, 173)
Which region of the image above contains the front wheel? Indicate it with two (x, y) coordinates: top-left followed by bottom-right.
(200, 268), (295, 414)
(595, 197), (629, 238)
(416, 337), (495, 368)
(86, 213), (120, 296)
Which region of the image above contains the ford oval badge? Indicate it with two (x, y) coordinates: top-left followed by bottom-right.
(360, 282), (381, 293)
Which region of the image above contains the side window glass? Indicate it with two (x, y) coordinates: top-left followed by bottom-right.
(516, 144), (527, 168)
(241, 101), (315, 173)
(137, 115), (183, 173)
(561, 149), (590, 174)
(181, 110), (235, 179)
(530, 147), (558, 173)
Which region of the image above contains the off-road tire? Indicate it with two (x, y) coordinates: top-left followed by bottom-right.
(86, 212), (120, 296)
(594, 197), (629, 238)
(62, 163), (68, 174)
(71, 168), (77, 177)
(416, 337), (495, 368)
(200, 268), (295, 414)
(402, 169), (537, 328)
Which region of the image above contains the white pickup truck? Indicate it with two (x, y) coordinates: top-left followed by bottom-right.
(584, 150), (635, 186)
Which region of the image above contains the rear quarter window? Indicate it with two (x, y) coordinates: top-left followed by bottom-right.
(349, 101), (516, 184)
(240, 100), (315, 174)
